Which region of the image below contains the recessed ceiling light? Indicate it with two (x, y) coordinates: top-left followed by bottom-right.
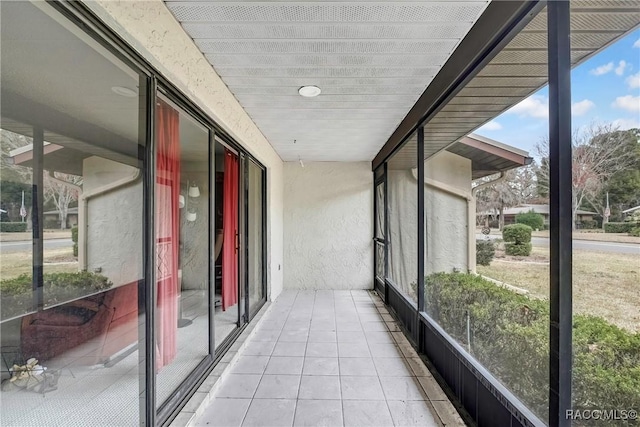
(111, 86), (137, 97)
(298, 85), (321, 97)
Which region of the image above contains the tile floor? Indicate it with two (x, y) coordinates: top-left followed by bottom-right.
(193, 290), (465, 427)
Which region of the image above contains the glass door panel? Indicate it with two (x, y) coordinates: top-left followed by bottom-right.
(247, 159), (265, 315)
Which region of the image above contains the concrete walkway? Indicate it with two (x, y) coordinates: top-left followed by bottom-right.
(193, 290), (464, 427)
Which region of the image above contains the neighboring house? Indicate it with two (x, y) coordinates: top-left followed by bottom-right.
(43, 206), (78, 229)
(622, 205), (640, 219)
(498, 204), (598, 226)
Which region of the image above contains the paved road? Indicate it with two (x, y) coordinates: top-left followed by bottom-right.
(0, 238), (73, 253)
(476, 234), (640, 255)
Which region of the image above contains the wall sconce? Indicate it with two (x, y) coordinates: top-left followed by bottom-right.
(183, 180), (200, 222)
(188, 182), (200, 198)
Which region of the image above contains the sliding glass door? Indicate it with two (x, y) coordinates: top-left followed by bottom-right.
(246, 158), (266, 317)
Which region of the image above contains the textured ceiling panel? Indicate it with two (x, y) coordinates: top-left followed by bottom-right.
(165, 1), (491, 161)
(165, 1), (639, 163)
(205, 54), (451, 68)
(214, 66), (441, 78)
(167, 3), (488, 23)
(182, 22), (476, 40)
(195, 40), (459, 54)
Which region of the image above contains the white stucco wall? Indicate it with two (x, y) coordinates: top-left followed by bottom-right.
(283, 162), (373, 290)
(83, 156), (143, 287)
(85, 0), (284, 300)
(387, 151), (472, 300)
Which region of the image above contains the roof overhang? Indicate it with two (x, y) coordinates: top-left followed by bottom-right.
(448, 133), (533, 180)
(373, 1), (640, 170)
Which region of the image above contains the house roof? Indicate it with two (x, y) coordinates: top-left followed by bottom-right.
(447, 133), (532, 180)
(503, 204), (597, 216)
(43, 207), (78, 216)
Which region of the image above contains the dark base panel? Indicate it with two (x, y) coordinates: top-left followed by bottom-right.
(386, 282), (418, 344)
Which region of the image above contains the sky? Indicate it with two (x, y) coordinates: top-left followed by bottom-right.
(475, 28), (640, 156)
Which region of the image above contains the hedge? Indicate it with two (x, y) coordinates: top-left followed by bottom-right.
(0, 271), (112, 321)
(516, 210), (544, 231)
(505, 242), (532, 256)
(604, 222), (640, 233)
(71, 226), (78, 257)
(476, 240), (495, 266)
(503, 224), (532, 244)
(0, 222), (27, 232)
(629, 227), (640, 237)
(503, 224), (532, 256)
(424, 273), (640, 425)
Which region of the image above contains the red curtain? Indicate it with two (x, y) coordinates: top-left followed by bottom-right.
(155, 100), (180, 369)
(222, 150), (238, 311)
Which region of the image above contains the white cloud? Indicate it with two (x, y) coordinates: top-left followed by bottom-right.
(634, 38), (640, 48)
(479, 120), (502, 131)
(590, 62), (614, 76)
(615, 60), (629, 76)
(571, 99), (595, 116)
(507, 95), (548, 119)
(626, 72), (640, 89)
(612, 118), (640, 130)
(612, 95), (640, 113)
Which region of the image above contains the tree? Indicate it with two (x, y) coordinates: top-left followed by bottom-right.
(43, 172), (82, 229)
(535, 123), (637, 229)
(475, 164), (539, 230)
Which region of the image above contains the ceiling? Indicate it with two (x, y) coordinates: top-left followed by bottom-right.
(165, 0), (491, 162)
(379, 1), (640, 170)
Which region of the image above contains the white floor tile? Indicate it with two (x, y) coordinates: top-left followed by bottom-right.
(254, 375), (301, 399)
(273, 342), (307, 357)
(343, 400), (394, 427)
(387, 400), (439, 427)
(379, 377), (427, 401)
(242, 399), (296, 427)
(194, 398), (251, 427)
(338, 358), (376, 376)
(302, 358), (339, 376)
(305, 342), (338, 358)
(264, 356), (304, 375)
(340, 376), (385, 400)
(293, 399), (343, 427)
(231, 356), (270, 375)
(298, 376), (341, 400)
(216, 374), (262, 399)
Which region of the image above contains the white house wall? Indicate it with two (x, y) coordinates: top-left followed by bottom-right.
(283, 162), (373, 290)
(83, 156), (143, 287)
(86, 0), (285, 300)
(388, 151), (471, 299)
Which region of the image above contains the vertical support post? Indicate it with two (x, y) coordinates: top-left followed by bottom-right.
(417, 127), (425, 313)
(143, 75), (156, 427)
(383, 162), (389, 304)
(548, 2), (573, 426)
(32, 127), (44, 311)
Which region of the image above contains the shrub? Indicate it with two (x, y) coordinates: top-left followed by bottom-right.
(0, 222), (27, 232)
(505, 242), (532, 256)
(0, 271), (112, 321)
(43, 217), (60, 229)
(476, 240), (495, 266)
(515, 210), (544, 231)
(503, 224), (532, 244)
(604, 222), (640, 233)
(71, 226), (78, 257)
(578, 219), (598, 229)
(629, 227), (640, 237)
(424, 272), (640, 424)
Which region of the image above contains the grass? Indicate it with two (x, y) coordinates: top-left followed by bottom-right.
(0, 247), (78, 279)
(478, 246), (640, 332)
